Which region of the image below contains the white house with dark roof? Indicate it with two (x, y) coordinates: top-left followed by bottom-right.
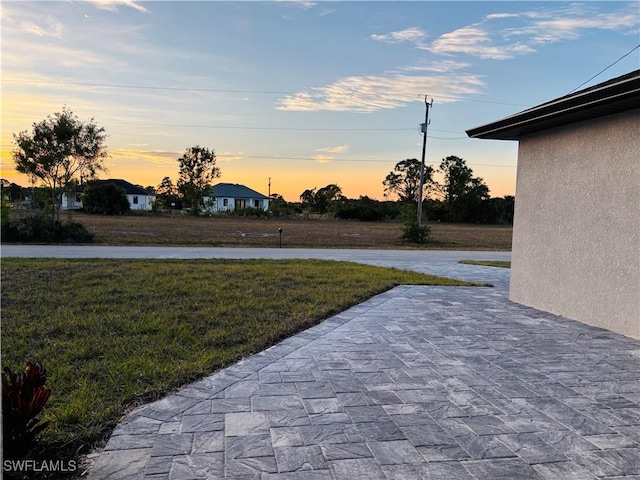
(467, 70), (639, 339)
(203, 183), (269, 213)
(61, 179), (156, 211)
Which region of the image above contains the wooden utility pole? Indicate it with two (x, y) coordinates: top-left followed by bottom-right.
(417, 96), (432, 226)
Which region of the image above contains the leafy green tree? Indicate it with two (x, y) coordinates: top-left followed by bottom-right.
(81, 182), (130, 215)
(299, 184), (343, 214)
(154, 176), (181, 210)
(11, 107), (108, 222)
(300, 188), (316, 210)
(268, 194), (293, 217)
(383, 158), (435, 204)
(438, 156), (489, 222)
(315, 184), (343, 214)
(333, 196), (399, 221)
(177, 146), (220, 216)
(157, 176), (176, 197)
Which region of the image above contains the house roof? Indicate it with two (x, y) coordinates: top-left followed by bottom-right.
(466, 69), (640, 141)
(81, 179), (152, 196)
(210, 183), (268, 199)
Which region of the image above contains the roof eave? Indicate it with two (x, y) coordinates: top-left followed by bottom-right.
(466, 71), (640, 141)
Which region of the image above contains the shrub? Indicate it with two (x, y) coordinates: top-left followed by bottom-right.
(2, 196), (11, 236)
(401, 221), (431, 243)
(400, 204), (431, 244)
(2, 362), (52, 458)
(219, 206), (268, 218)
(3, 213), (94, 243)
(82, 182), (130, 215)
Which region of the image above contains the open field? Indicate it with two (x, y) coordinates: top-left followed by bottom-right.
(54, 212), (512, 250)
(1, 258), (478, 470)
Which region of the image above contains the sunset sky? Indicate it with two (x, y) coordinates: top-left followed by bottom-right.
(2, 1), (638, 202)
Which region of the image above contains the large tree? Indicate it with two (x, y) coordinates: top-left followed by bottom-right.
(299, 184), (343, 214)
(438, 156), (489, 222)
(12, 107), (108, 221)
(176, 146), (220, 216)
(383, 158), (434, 204)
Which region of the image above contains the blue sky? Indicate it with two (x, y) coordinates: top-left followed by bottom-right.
(2, 1), (638, 201)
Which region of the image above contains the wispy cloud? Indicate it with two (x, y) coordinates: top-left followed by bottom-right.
(278, 74), (485, 112)
(276, 0), (316, 11)
(316, 145), (349, 154)
(427, 26), (535, 60)
(21, 18), (64, 38)
(111, 149), (178, 165)
(397, 60), (471, 74)
(504, 6), (640, 45)
(312, 145), (348, 163)
(371, 27), (428, 45)
(313, 155), (333, 164)
(218, 152), (248, 162)
(90, 0), (149, 13)
(372, 4), (639, 61)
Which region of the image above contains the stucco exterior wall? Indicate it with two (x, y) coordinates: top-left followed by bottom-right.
(510, 109), (640, 338)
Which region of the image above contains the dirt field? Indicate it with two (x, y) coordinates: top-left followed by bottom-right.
(59, 212), (512, 250)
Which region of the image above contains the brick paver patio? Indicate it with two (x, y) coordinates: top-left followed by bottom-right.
(82, 254), (640, 480)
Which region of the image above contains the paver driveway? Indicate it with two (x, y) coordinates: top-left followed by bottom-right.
(5, 247), (637, 479)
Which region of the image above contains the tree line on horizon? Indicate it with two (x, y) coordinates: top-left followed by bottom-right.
(285, 156), (514, 225)
(2, 108), (513, 245)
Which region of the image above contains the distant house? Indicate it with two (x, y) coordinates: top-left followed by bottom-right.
(203, 183), (269, 213)
(61, 179), (156, 211)
(467, 70), (639, 339)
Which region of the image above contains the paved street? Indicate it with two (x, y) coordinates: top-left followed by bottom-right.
(3, 247), (638, 479)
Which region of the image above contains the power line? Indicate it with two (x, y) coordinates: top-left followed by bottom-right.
(1, 79), (293, 95)
(3, 79), (529, 107)
(568, 43), (640, 94)
(3, 115), (468, 136)
(430, 94), (526, 107)
(221, 155), (514, 168)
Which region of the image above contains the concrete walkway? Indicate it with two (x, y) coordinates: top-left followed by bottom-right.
(3, 247), (638, 479)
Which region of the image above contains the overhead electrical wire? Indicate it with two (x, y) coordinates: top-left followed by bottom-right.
(567, 43), (640, 94)
(3, 79), (528, 107)
(3, 115), (469, 137)
(210, 155), (514, 168)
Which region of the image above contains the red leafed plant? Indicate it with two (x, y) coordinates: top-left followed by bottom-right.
(2, 361), (52, 456)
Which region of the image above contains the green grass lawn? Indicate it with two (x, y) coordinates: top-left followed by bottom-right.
(1, 258), (477, 462)
(459, 260), (511, 268)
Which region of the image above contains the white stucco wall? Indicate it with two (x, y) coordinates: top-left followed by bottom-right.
(203, 196), (269, 213)
(510, 109), (640, 338)
(127, 194), (155, 211)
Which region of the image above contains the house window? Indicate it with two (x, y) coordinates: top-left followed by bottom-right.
(133, 196), (139, 205)
(254, 199), (261, 208)
(75, 193), (82, 202)
(223, 198), (228, 207)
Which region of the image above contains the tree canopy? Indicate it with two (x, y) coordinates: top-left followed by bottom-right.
(176, 146), (220, 216)
(438, 156), (490, 222)
(383, 158), (434, 204)
(299, 184), (343, 214)
(81, 182), (130, 215)
(12, 107), (108, 221)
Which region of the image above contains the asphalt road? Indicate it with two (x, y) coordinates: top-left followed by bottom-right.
(0, 245), (511, 263)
